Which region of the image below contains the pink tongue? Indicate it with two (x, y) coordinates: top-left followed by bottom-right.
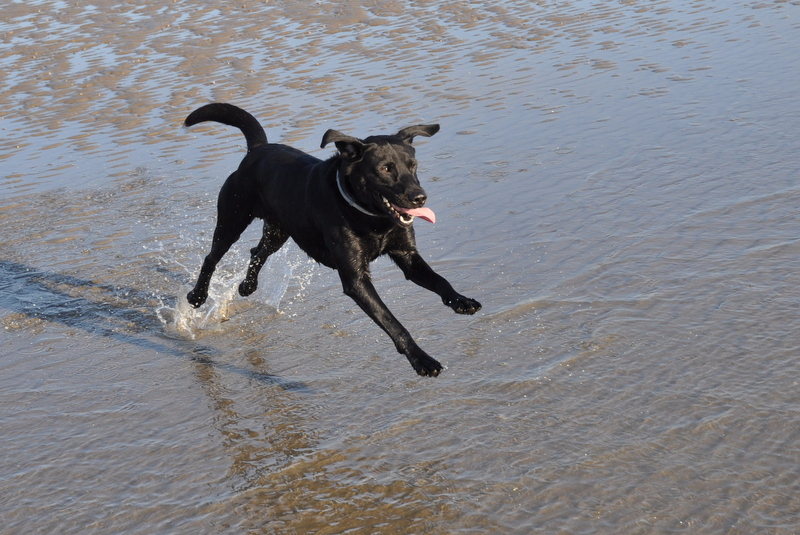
(394, 205), (436, 224)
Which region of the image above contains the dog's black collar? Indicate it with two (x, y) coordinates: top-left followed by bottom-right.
(336, 170), (382, 218)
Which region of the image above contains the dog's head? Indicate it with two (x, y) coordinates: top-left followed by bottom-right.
(321, 124), (440, 226)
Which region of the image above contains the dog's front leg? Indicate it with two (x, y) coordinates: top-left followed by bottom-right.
(337, 264), (443, 377)
(390, 252), (482, 315)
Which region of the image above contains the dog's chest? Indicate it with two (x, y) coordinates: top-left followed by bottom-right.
(358, 226), (411, 261)
(291, 228), (387, 268)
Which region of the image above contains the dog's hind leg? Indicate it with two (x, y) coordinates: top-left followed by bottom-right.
(238, 222), (289, 297)
(187, 190), (254, 308)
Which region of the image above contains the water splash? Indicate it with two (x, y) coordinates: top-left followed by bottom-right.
(155, 241), (317, 339)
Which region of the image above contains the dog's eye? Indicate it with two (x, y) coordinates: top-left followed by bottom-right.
(380, 164), (392, 173)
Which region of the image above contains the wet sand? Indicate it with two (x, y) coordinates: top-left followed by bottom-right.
(3, 0), (800, 533)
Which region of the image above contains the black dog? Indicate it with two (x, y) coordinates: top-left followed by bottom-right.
(183, 103), (481, 376)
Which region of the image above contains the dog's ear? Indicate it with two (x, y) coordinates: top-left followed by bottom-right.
(321, 129), (365, 160)
(395, 124), (440, 144)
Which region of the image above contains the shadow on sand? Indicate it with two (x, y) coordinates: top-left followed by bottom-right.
(0, 259), (309, 392)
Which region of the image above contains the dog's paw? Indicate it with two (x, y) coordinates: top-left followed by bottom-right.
(186, 289), (207, 309)
(407, 348), (443, 377)
(238, 278), (258, 297)
(446, 295), (482, 315)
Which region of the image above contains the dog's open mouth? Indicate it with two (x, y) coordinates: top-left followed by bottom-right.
(381, 197), (436, 225)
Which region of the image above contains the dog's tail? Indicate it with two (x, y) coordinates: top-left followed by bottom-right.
(184, 103), (268, 152)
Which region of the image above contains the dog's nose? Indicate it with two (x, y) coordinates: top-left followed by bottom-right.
(412, 193), (427, 207)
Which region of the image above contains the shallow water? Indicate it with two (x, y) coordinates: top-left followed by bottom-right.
(2, 0), (800, 532)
